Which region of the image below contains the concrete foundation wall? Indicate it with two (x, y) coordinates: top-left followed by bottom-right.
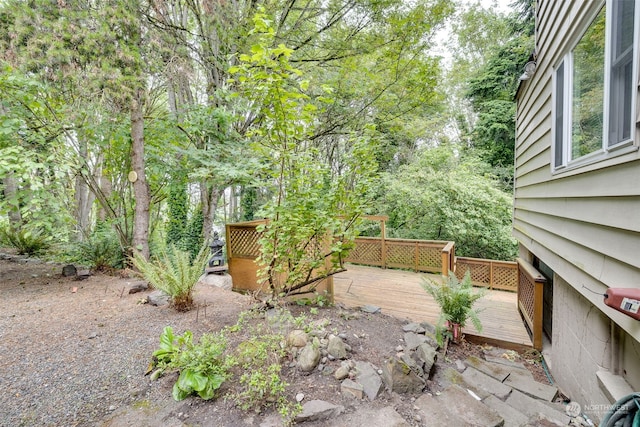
(551, 275), (612, 422)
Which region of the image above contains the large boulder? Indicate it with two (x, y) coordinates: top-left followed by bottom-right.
(381, 357), (425, 394)
(327, 335), (348, 360)
(297, 344), (321, 372)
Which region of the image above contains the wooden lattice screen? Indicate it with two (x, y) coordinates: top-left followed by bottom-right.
(227, 224), (262, 259)
(516, 258), (546, 350)
(455, 257), (518, 291)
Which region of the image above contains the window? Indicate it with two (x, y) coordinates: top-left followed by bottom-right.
(553, 1), (638, 170)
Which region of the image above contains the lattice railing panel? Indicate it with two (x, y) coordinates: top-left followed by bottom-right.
(518, 269), (535, 330)
(494, 265), (518, 291)
(456, 260), (490, 286)
(228, 227), (261, 258)
(386, 243), (415, 268)
(417, 246), (441, 271)
(346, 240), (382, 264)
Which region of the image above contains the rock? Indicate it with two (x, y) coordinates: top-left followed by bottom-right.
(402, 323), (426, 334)
(455, 359), (466, 372)
(327, 336), (348, 359)
(62, 264), (77, 277)
(334, 365), (350, 380)
(259, 414), (282, 427)
(341, 379), (364, 399)
(197, 273), (232, 290)
(355, 361), (383, 400)
(420, 322), (437, 335)
(76, 269), (91, 280)
(287, 330), (308, 348)
(147, 290), (170, 306)
(360, 304), (381, 314)
(323, 407), (410, 427)
(296, 393), (305, 402)
(297, 344), (321, 372)
(415, 343), (437, 377)
(127, 281), (148, 294)
(381, 357), (425, 394)
(415, 385), (503, 427)
(401, 353), (422, 376)
(295, 400), (344, 423)
(403, 332), (428, 350)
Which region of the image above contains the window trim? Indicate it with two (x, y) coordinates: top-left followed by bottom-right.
(552, 0), (640, 173)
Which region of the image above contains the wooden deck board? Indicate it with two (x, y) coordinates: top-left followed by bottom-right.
(334, 264), (533, 349)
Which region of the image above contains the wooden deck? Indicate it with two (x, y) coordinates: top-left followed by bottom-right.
(334, 264), (533, 350)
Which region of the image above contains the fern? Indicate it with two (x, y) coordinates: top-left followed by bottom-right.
(421, 271), (485, 343)
(132, 244), (209, 311)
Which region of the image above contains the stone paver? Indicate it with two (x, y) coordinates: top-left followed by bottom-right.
(465, 355), (532, 381)
(324, 407), (410, 427)
(503, 371), (558, 402)
(462, 366), (513, 400)
(483, 395), (530, 427)
(505, 390), (570, 425)
(415, 385), (504, 427)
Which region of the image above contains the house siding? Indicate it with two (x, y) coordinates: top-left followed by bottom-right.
(514, 0), (640, 418)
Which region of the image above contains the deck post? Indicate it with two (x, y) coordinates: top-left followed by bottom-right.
(380, 219), (387, 269)
(441, 241), (455, 277)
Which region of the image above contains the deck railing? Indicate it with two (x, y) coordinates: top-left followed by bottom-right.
(516, 258), (546, 350)
(455, 257), (518, 292)
(345, 236), (455, 276)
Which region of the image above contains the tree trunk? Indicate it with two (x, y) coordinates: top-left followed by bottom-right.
(3, 173), (22, 229)
(131, 89), (150, 260)
(200, 183), (221, 244)
(74, 138), (94, 241)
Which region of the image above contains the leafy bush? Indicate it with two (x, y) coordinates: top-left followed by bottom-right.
(152, 326), (234, 401)
(76, 229), (124, 271)
(380, 146), (518, 261)
(132, 244), (209, 311)
(0, 226), (50, 256)
(229, 311), (301, 423)
(421, 271), (485, 344)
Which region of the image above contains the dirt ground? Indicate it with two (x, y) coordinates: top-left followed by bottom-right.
(0, 251), (549, 427)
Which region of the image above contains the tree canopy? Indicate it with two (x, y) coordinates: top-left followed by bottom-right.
(0, 0), (530, 281)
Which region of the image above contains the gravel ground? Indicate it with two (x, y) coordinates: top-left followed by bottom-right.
(0, 254), (249, 427)
(0, 252), (550, 427)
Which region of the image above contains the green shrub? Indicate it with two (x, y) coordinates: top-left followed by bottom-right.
(132, 244), (209, 311)
(152, 326), (234, 401)
(229, 311), (302, 423)
(76, 229), (124, 271)
(0, 226), (50, 256)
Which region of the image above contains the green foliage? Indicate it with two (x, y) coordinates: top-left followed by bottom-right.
(421, 271), (485, 344)
(152, 326), (234, 401)
(75, 225), (124, 270)
(183, 209), (204, 261)
(0, 225), (50, 256)
(229, 310), (301, 423)
(380, 146), (517, 260)
(230, 10), (377, 302)
(240, 186), (258, 221)
(295, 292), (332, 308)
(131, 244), (209, 311)
(166, 179), (188, 249)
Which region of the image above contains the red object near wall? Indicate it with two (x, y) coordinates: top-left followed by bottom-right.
(604, 288), (640, 320)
